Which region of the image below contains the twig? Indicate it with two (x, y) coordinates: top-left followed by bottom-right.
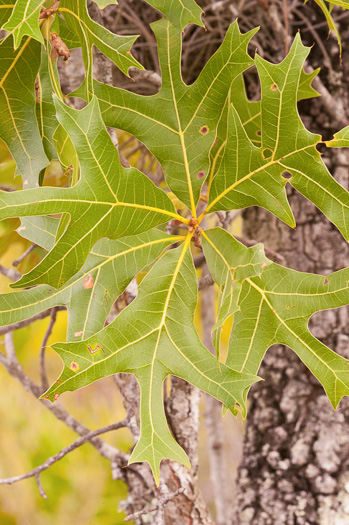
(0, 419), (128, 494)
(0, 351), (128, 466)
(40, 307), (58, 391)
(0, 264), (21, 282)
(12, 244), (37, 267)
(0, 307), (66, 336)
(129, 67), (162, 88)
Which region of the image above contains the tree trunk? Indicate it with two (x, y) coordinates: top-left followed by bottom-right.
(233, 148), (349, 524)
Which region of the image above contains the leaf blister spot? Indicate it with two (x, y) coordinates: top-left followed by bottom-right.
(197, 171), (205, 179)
(83, 274), (94, 289)
(54, 393), (60, 401)
(74, 331), (83, 337)
(199, 126), (209, 135)
(70, 361), (79, 372)
(270, 83), (278, 91)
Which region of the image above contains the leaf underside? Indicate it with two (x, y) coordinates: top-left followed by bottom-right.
(2, 4), (349, 483)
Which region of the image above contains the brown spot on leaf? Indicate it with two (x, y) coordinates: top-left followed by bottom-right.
(50, 32), (70, 61)
(56, 380), (61, 384)
(199, 126), (209, 135)
(323, 277), (329, 285)
(281, 171), (292, 180)
(83, 274), (94, 289)
(70, 361), (79, 372)
(256, 130), (261, 136)
(197, 170), (205, 179)
(270, 83), (278, 91)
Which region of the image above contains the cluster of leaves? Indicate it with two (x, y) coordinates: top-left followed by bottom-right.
(1, 0), (349, 483)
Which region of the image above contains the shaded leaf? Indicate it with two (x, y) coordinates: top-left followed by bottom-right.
(0, 36), (49, 186)
(0, 95), (181, 289)
(36, 48), (59, 161)
(95, 18), (258, 211)
(43, 240), (259, 483)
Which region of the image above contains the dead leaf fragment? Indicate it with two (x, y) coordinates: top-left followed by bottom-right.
(50, 32), (70, 62)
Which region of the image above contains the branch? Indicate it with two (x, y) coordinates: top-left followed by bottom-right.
(0, 264), (21, 282)
(0, 419), (128, 493)
(12, 244), (37, 267)
(0, 347), (128, 466)
(39, 307), (58, 390)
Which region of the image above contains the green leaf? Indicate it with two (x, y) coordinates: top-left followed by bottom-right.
(36, 48), (59, 161)
(202, 227), (349, 409)
(58, 0), (142, 98)
(0, 36), (49, 186)
(0, 95), (181, 289)
(42, 240), (259, 484)
(325, 125), (349, 148)
(312, 0), (342, 56)
(2, 0), (45, 49)
(202, 228), (271, 356)
(204, 35), (349, 241)
(0, 215), (179, 340)
(227, 260), (349, 409)
(95, 18), (258, 211)
(144, 0), (203, 31)
(0, 0), (13, 27)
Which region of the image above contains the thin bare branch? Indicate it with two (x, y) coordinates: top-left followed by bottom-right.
(0, 351), (128, 465)
(0, 264), (21, 282)
(0, 419), (128, 493)
(39, 307), (58, 390)
(12, 244), (37, 267)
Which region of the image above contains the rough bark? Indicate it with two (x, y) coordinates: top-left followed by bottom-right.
(233, 149), (349, 524)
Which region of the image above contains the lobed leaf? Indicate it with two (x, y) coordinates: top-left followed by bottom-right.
(58, 0), (142, 98)
(205, 35), (349, 241)
(0, 216), (178, 340)
(1, 0), (45, 49)
(0, 95), (179, 289)
(0, 35), (49, 186)
(144, 0), (203, 30)
(202, 228), (349, 409)
(95, 18), (258, 211)
(43, 240), (259, 483)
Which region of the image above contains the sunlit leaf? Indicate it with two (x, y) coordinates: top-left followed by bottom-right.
(205, 35), (349, 241)
(42, 241), (259, 484)
(0, 216), (179, 340)
(2, 0), (45, 49)
(95, 18), (258, 211)
(0, 95), (179, 289)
